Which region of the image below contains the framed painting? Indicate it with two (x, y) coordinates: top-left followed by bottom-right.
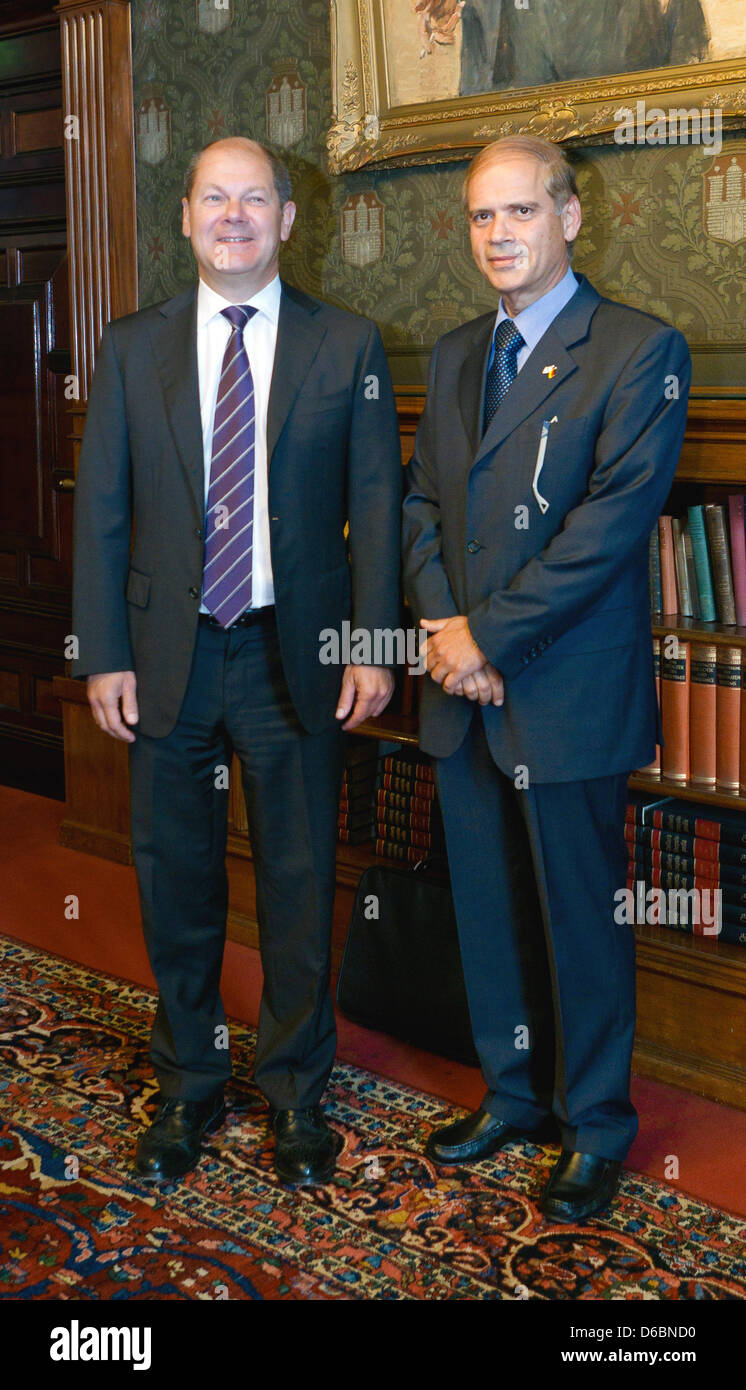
(327, 0), (746, 171)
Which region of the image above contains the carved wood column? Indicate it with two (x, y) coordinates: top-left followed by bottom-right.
(55, 0), (137, 460)
(53, 0), (137, 863)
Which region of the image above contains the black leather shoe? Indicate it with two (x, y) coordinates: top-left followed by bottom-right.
(540, 1150), (622, 1223)
(426, 1108), (558, 1165)
(134, 1090), (226, 1182)
(272, 1106), (343, 1186)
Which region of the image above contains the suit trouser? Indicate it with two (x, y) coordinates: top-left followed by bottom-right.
(128, 613), (345, 1109)
(435, 708), (638, 1161)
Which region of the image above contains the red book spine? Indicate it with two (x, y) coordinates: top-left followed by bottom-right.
(639, 637), (662, 776)
(376, 788), (434, 816)
(716, 646), (741, 790)
(661, 639), (690, 781)
(689, 642), (717, 786)
(382, 755), (434, 782)
(381, 773), (435, 799)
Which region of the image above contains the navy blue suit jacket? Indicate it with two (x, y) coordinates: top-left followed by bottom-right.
(402, 275), (691, 782)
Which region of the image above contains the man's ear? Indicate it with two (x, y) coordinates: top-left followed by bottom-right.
(561, 194), (582, 244)
(181, 197), (191, 238)
(281, 200), (297, 243)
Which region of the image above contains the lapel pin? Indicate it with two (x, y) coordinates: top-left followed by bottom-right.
(542, 364), (558, 379)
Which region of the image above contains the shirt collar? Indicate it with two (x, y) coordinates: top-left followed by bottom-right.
(197, 272), (281, 329)
(494, 265), (579, 354)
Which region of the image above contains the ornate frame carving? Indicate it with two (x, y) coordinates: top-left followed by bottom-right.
(328, 0), (746, 173)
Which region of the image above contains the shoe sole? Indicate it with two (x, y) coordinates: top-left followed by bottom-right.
(134, 1102), (227, 1183)
(539, 1184), (621, 1224)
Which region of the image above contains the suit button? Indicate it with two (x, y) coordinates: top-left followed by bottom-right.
(467, 540), (480, 554)
(189, 586), (199, 599)
(194, 527), (202, 538)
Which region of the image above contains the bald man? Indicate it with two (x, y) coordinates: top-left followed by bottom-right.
(72, 138), (402, 1188)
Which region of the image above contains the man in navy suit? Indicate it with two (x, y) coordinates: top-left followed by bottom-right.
(402, 134), (690, 1221)
(72, 138), (402, 1187)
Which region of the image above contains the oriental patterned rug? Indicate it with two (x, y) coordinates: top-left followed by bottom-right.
(1, 936), (745, 1301)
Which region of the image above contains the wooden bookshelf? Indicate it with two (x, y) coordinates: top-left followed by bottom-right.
(629, 772), (746, 810)
(652, 616), (746, 647)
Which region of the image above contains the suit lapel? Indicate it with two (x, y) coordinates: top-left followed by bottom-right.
(267, 281), (327, 467)
(458, 313), (496, 457)
(148, 285), (204, 519)
(466, 275), (602, 469)
(472, 329), (578, 465)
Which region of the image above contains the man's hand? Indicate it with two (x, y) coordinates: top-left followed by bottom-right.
(336, 664), (395, 731)
(455, 662), (504, 706)
(87, 671), (139, 742)
(420, 615), (488, 694)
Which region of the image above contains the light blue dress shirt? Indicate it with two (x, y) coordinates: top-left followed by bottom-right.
(488, 265), (579, 374)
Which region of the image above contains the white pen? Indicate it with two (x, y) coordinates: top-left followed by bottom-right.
(532, 416), (557, 514)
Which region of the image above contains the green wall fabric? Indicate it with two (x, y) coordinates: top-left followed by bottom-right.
(132, 1), (746, 387)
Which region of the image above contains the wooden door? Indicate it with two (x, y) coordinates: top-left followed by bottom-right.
(0, 0), (72, 797)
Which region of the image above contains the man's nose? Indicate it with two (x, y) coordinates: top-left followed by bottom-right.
(486, 214), (512, 242)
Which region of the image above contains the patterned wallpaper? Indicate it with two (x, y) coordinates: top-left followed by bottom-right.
(131, 0), (746, 387)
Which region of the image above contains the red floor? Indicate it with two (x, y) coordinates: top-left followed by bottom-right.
(3, 783), (745, 1218)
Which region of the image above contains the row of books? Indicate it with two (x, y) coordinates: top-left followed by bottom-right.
(337, 740), (445, 864)
(626, 794), (746, 946)
(641, 638), (746, 789)
(337, 737), (380, 844)
(374, 748), (445, 864)
(651, 502), (746, 625)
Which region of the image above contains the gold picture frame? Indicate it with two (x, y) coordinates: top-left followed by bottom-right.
(327, 0), (746, 172)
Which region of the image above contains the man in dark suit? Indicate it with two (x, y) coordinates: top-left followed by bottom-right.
(72, 137), (402, 1186)
(402, 134), (690, 1221)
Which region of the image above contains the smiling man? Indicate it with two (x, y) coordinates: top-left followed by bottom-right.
(402, 135), (691, 1222)
(72, 137), (402, 1187)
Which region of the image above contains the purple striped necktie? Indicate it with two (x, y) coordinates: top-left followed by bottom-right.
(202, 303), (258, 628)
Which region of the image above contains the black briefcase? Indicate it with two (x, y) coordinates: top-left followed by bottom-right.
(336, 861), (480, 1067)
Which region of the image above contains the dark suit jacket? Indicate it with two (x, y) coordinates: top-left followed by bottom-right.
(71, 279), (403, 737)
(402, 274), (691, 782)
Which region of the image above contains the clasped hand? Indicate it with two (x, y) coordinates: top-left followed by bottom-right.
(420, 615), (504, 706)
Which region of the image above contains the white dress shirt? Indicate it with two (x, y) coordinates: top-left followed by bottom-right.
(197, 273), (280, 613)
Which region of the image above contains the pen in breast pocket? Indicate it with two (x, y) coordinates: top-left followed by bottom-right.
(532, 416), (557, 515)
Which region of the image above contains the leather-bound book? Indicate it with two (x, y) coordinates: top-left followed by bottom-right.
(687, 505), (717, 622)
(716, 645), (741, 790)
(683, 525), (701, 620)
(672, 518), (693, 617)
(704, 504), (737, 625)
(689, 642), (717, 786)
(658, 516), (678, 615)
(661, 639), (690, 782)
(728, 494), (746, 627)
(649, 528), (662, 614)
(639, 637), (662, 776)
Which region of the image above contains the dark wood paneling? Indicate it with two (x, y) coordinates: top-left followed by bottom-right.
(11, 105), (63, 153)
(0, 4), (70, 797)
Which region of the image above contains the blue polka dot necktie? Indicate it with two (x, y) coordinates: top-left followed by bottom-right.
(202, 304), (258, 628)
(482, 318), (524, 435)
